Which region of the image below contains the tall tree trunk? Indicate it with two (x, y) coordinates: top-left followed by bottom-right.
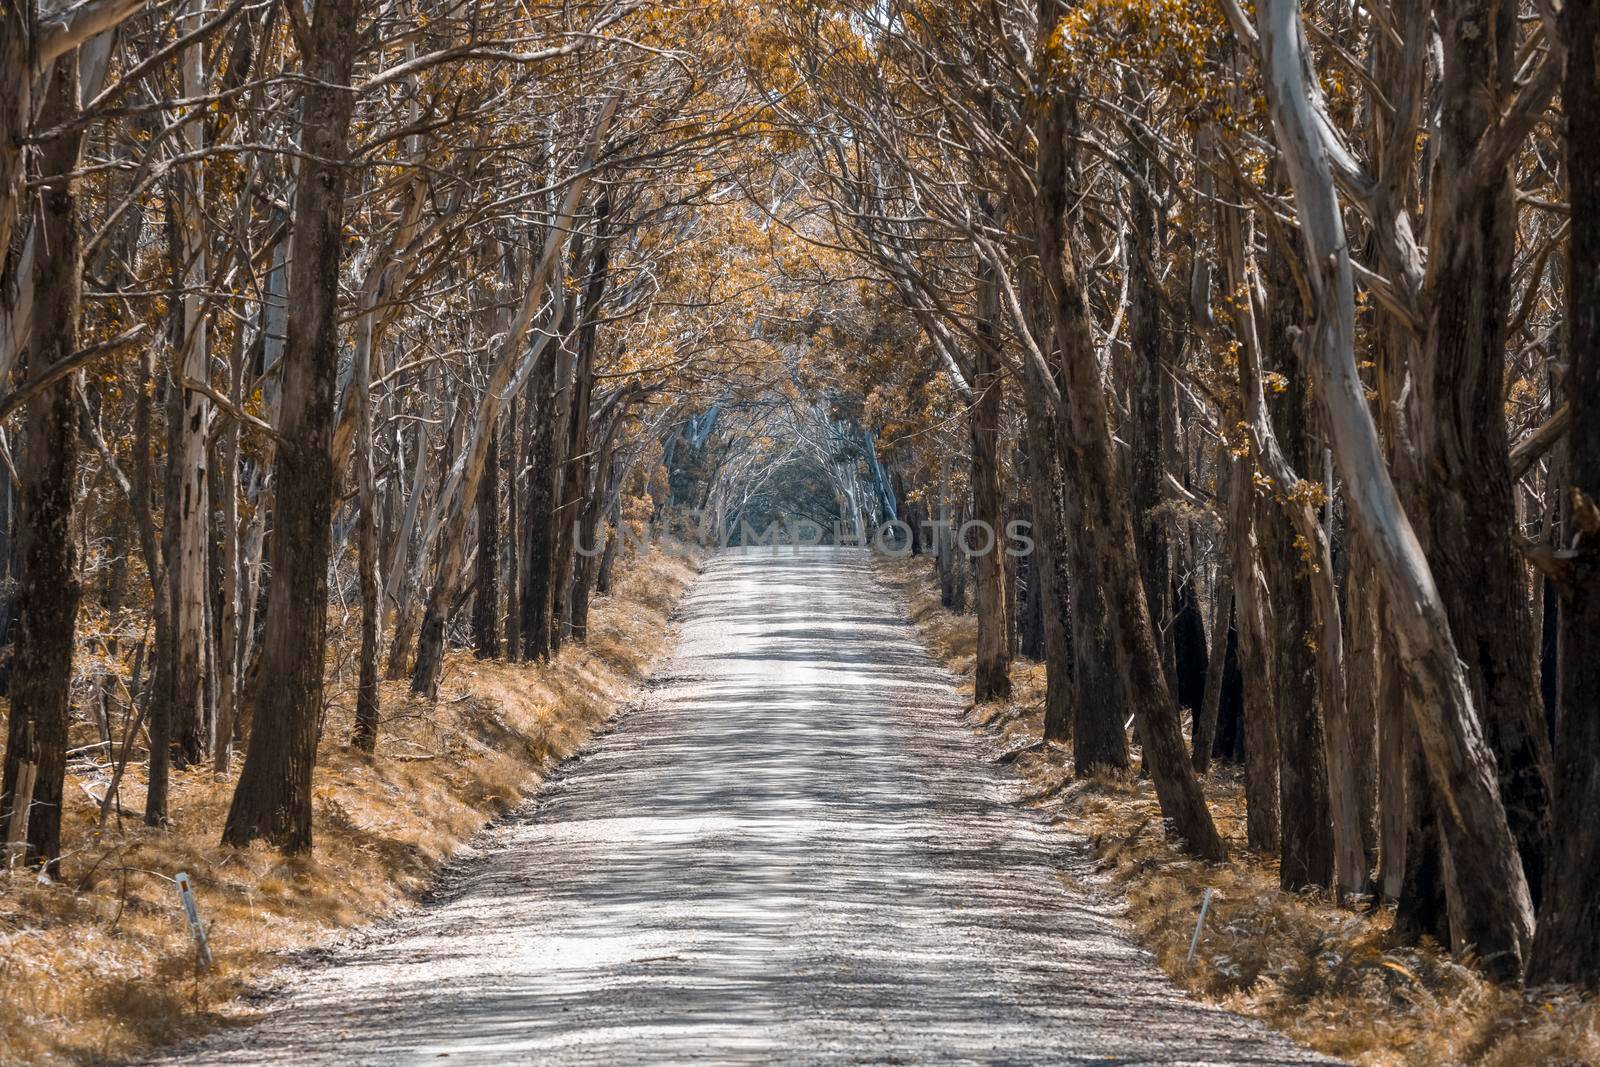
(167, 10), (212, 768)
(1128, 165), (1173, 711)
(164, 328), (209, 767)
(0, 58), (85, 876)
(473, 418), (500, 659)
(506, 399), (521, 660)
(130, 343), (176, 824)
(213, 357), (241, 773)
(1528, 0), (1600, 985)
(351, 278), (383, 752)
(1228, 453), (1281, 851)
(596, 490), (621, 596)
(1021, 380), (1073, 742)
(1033, 21), (1223, 859)
(1345, 527), (1382, 873)
(1376, 600), (1408, 902)
(553, 204), (609, 643)
(1258, 239), (1335, 892)
(222, 0), (361, 852)
(971, 297), (1012, 702)
(1191, 581), (1230, 775)
(573, 406), (627, 641)
(520, 354), (558, 661)
(1413, 0), (1553, 913)
(1194, 460), (1233, 774)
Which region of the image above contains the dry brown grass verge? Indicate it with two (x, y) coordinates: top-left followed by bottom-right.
(0, 549), (700, 1067)
(876, 554), (1600, 1067)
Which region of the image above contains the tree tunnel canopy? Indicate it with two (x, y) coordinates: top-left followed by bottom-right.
(0, 0), (1596, 996)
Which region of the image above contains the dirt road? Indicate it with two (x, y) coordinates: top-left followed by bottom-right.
(165, 548), (1332, 1065)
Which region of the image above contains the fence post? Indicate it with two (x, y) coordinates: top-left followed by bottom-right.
(1186, 887), (1215, 966)
(175, 871), (214, 970)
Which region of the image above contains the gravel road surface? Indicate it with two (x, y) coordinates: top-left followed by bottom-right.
(162, 548), (1334, 1065)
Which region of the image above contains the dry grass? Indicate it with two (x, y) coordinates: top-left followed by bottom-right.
(0, 549), (700, 1067)
(876, 554), (1600, 1067)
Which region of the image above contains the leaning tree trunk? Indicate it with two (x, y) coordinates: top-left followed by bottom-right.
(1033, 25), (1223, 859)
(222, 0), (361, 852)
(1528, 0), (1600, 985)
(0, 58), (86, 876)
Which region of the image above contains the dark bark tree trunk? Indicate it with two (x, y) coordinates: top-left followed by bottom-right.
(1067, 514), (1126, 771)
(573, 406), (626, 641)
(129, 343), (176, 824)
(222, 0), (360, 851)
(1260, 240), (1334, 891)
(1013, 436), (1043, 661)
(0, 58), (86, 876)
(1172, 573), (1208, 715)
(553, 203), (608, 644)
(1193, 458), (1232, 774)
(351, 260), (382, 752)
(1528, 0), (1600, 985)
(1020, 364), (1073, 740)
(1414, 0), (1553, 918)
(1345, 528), (1382, 873)
(971, 306), (1011, 702)
(1128, 167), (1173, 712)
(473, 417), (501, 659)
(1192, 585), (1229, 774)
(1034, 23), (1222, 858)
(1377, 599), (1409, 902)
(0, 2), (25, 275)
(506, 399), (520, 661)
(352, 448), (382, 752)
(596, 490), (621, 596)
(520, 353), (558, 661)
(1394, 720), (1451, 946)
(1228, 453), (1281, 851)
(544, 240), (584, 657)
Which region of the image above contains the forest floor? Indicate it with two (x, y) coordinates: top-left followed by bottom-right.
(0, 548), (701, 1067)
(875, 553), (1600, 1067)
